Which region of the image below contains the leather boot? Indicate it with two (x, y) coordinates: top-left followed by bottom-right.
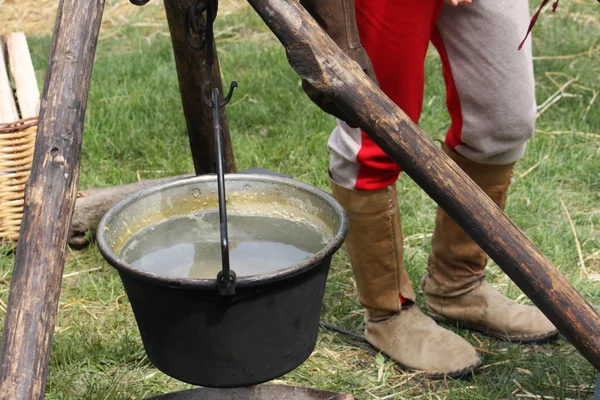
(421, 145), (558, 343)
(331, 178), (481, 379)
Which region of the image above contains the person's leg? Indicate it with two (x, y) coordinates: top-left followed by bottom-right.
(421, 0), (557, 342)
(329, 0), (438, 191)
(328, 0), (480, 377)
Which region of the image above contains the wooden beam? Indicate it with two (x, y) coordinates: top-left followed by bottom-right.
(0, 0), (106, 398)
(245, 0), (600, 371)
(163, 0), (236, 175)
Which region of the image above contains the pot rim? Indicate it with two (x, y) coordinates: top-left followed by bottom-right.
(96, 174), (348, 289)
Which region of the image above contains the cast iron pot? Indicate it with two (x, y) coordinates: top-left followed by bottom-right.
(97, 174), (348, 388)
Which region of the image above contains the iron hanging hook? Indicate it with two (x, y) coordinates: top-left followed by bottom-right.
(189, 0), (237, 294)
(179, 0), (238, 292)
(185, 0), (209, 50)
(200, 0), (237, 108)
(202, 80), (238, 108)
(219, 81), (238, 106)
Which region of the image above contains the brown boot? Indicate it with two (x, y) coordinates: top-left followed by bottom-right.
(331, 178), (481, 379)
(421, 145), (558, 343)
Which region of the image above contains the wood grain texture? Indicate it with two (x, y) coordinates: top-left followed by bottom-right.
(245, 0), (600, 371)
(0, 40), (19, 123)
(163, 0), (236, 175)
(0, 0), (105, 398)
(6, 32), (40, 119)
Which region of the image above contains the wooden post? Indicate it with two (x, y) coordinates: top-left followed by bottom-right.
(163, 0), (236, 175)
(245, 0), (600, 371)
(0, 0), (105, 398)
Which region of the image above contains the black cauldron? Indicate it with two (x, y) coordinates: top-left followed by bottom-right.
(97, 174), (348, 388)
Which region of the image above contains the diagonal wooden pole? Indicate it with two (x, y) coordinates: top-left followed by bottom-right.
(245, 0), (600, 371)
(0, 0), (105, 398)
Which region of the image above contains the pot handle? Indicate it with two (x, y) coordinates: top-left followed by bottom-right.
(202, 0), (237, 296)
(211, 87), (236, 296)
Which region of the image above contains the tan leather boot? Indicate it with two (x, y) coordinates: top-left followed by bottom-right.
(421, 145), (558, 343)
(331, 178), (481, 379)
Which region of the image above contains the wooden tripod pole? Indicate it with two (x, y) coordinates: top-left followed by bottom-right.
(245, 0), (600, 371)
(0, 0), (105, 398)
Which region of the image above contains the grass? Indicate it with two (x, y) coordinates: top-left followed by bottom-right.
(1, 1), (599, 398)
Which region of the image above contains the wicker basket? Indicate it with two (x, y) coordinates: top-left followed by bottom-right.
(0, 117), (38, 242)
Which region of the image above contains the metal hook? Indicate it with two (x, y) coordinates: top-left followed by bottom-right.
(199, 0), (238, 109)
(219, 81), (238, 107)
(201, 79), (212, 107)
(202, 80), (238, 108)
(185, 0), (208, 50)
(182, 0), (238, 294)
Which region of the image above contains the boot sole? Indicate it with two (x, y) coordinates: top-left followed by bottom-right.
(379, 347), (482, 380)
(363, 338), (483, 380)
(323, 322), (482, 380)
(429, 312), (560, 344)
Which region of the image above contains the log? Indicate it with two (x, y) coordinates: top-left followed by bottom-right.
(68, 174), (191, 248)
(0, 0), (105, 398)
(0, 39), (19, 123)
(163, 0), (236, 175)
(6, 32), (40, 119)
(245, 0), (600, 371)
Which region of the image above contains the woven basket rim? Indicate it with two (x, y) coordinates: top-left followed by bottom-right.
(1, 117), (38, 243)
(0, 117), (38, 133)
